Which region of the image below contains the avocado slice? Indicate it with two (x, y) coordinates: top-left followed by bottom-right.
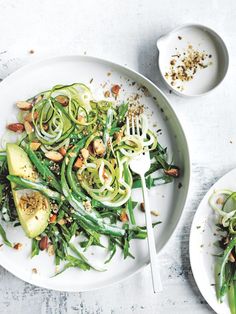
(6, 143), (50, 238)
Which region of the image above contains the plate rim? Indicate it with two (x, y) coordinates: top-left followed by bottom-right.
(0, 54), (191, 292)
(189, 168), (236, 314)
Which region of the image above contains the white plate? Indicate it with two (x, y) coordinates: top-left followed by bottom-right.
(189, 168), (236, 314)
(0, 55), (190, 292)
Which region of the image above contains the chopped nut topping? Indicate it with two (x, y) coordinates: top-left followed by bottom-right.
(104, 90), (110, 98)
(30, 142), (41, 151)
(84, 200), (92, 212)
(24, 111), (38, 122)
(24, 121), (34, 134)
(32, 268), (38, 274)
(164, 168), (180, 177)
(77, 115), (85, 124)
(58, 147), (67, 156)
(216, 197), (224, 205)
(73, 157), (83, 169)
(120, 211), (128, 222)
(13, 243), (23, 250)
(81, 148), (89, 160)
(165, 45), (213, 89)
(47, 243), (55, 256)
(19, 192), (48, 215)
(111, 84), (121, 97)
(93, 139), (106, 156)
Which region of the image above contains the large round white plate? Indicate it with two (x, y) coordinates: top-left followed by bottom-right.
(0, 55), (190, 292)
(190, 168), (236, 314)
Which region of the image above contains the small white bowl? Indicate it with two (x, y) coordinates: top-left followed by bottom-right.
(157, 24), (229, 97)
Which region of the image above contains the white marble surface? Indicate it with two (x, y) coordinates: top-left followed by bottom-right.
(0, 0), (236, 313)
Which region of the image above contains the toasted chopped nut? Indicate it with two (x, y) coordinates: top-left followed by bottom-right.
(24, 121), (34, 134)
(16, 101), (32, 111)
(140, 203), (159, 216)
(45, 151), (63, 162)
(114, 131), (123, 143)
(24, 111), (38, 122)
(151, 210), (160, 217)
(58, 218), (66, 225)
(55, 95), (69, 107)
(77, 115), (85, 124)
(93, 139), (106, 156)
(74, 157), (83, 169)
(102, 169), (109, 180)
(35, 95), (43, 104)
(49, 214), (57, 223)
(111, 84), (121, 96)
(19, 192), (48, 215)
(7, 123), (25, 133)
(39, 236), (48, 251)
(140, 202), (145, 212)
(84, 200), (92, 212)
(216, 197), (224, 205)
(164, 168), (180, 177)
(120, 211), (128, 222)
(59, 147), (67, 156)
(81, 148), (89, 160)
(30, 142), (41, 151)
(32, 268), (38, 274)
(104, 90), (110, 98)
(229, 252), (235, 263)
(13, 243), (23, 250)
(43, 123), (49, 131)
(47, 243), (55, 256)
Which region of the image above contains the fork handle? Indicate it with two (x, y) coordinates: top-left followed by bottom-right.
(141, 175), (163, 293)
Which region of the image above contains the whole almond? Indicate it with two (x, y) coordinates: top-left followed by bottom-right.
(24, 111), (39, 122)
(7, 123), (25, 133)
(16, 101), (32, 111)
(39, 236), (48, 250)
(45, 151), (63, 162)
(24, 121), (34, 134)
(55, 95), (69, 107)
(58, 147), (67, 156)
(34, 95), (43, 104)
(43, 123), (49, 131)
(30, 142), (41, 151)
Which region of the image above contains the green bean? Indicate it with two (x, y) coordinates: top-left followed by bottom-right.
(25, 146), (62, 193)
(218, 237), (236, 301)
(228, 281), (236, 314)
(7, 175), (62, 202)
(66, 137), (89, 200)
(0, 223), (12, 247)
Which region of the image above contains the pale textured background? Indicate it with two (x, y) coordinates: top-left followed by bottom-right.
(0, 0), (236, 313)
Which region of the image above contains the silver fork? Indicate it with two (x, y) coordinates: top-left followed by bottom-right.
(127, 115), (163, 293)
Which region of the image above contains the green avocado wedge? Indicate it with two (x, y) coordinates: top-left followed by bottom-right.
(6, 143), (50, 238)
